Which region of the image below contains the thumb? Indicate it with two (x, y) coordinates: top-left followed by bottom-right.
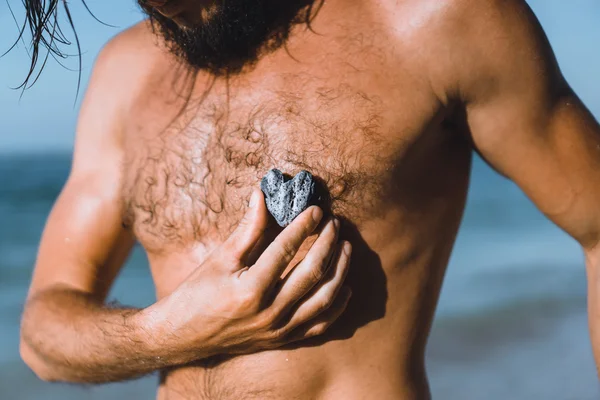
(223, 188), (269, 263)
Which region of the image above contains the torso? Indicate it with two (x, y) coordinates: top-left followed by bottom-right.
(121, 1), (473, 398)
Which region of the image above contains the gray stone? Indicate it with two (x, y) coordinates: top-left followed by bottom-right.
(260, 169), (316, 227)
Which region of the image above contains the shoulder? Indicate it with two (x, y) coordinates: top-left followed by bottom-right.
(88, 20), (195, 126)
(420, 0), (543, 46)
(412, 0), (563, 102)
(99, 20), (164, 64)
(72, 21), (166, 171)
(89, 21), (164, 102)
(441, 0), (556, 71)
(76, 20), (173, 140)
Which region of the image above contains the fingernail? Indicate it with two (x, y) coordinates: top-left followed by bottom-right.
(249, 190), (259, 208)
(343, 241), (352, 257)
(311, 207), (323, 223)
(333, 218), (340, 230)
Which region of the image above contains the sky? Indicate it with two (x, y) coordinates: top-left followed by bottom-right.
(0, 0), (599, 153)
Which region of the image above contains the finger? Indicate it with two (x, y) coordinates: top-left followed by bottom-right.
(279, 241), (352, 330)
(283, 285), (352, 343)
(270, 217), (340, 313)
(245, 223), (281, 267)
(222, 189), (269, 263)
(245, 206), (323, 291)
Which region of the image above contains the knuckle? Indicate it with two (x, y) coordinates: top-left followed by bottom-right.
(301, 223), (314, 238)
(315, 294), (335, 314)
(239, 214), (251, 226)
(268, 327), (288, 342)
(248, 315), (270, 334)
(236, 288), (261, 313)
(257, 308), (278, 329)
(308, 261), (328, 283)
(237, 212), (253, 229)
(304, 325), (325, 338)
(312, 323), (329, 336)
(279, 240), (297, 262)
(292, 219), (313, 239)
(242, 277), (261, 294)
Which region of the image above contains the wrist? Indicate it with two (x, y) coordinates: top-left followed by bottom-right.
(128, 305), (173, 362)
(134, 296), (218, 365)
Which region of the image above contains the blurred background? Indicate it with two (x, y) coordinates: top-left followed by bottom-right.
(1, 0), (599, 399)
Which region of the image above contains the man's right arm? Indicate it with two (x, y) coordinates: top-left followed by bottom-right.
(20, 23), (352, 384)
(19, 25), (170, 382)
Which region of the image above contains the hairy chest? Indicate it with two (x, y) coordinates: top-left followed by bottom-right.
(122, 63), (439, 254)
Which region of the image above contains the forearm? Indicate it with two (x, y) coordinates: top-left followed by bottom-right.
(20, 286), (178, 383)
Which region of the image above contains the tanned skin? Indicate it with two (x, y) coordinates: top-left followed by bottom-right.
(20, 0), (600, 399)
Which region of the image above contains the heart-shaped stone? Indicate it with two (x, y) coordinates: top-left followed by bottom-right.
(260, 169), (316, 227)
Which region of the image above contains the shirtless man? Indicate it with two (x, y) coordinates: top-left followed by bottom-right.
(18, 0), (600, 398)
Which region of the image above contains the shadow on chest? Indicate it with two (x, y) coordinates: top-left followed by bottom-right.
(123, 76), (401, 253)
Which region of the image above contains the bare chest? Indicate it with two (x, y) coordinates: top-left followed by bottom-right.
(122, 50), (440, 254)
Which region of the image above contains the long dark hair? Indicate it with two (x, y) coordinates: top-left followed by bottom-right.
(6, 0), (108, 98)
(9, 0), (324, 97)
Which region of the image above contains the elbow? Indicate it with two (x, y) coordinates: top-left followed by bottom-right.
(19, 335), (60, 383)
(20, 296), (61, 382)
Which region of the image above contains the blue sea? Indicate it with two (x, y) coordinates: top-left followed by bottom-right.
(0, 152), (598, 399)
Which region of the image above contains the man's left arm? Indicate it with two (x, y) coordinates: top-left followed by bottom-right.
(452, 0), (600, 373)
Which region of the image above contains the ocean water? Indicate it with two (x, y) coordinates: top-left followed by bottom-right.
(0, 152), (598, 399)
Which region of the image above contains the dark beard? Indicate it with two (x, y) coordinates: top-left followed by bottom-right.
(139, 0), (320, 75)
